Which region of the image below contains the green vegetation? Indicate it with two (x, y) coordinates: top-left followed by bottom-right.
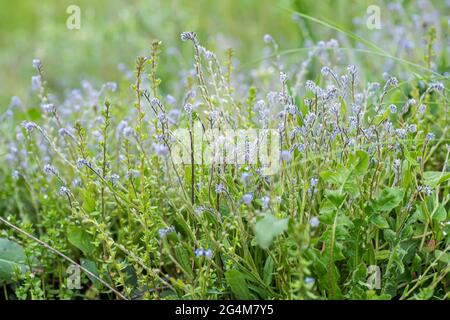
(0, 1), (448, 300)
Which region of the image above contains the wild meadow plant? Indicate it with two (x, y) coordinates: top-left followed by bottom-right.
(0, 21), (449, 300)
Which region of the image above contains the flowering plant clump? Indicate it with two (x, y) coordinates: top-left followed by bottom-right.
(0, 3), (448, 301)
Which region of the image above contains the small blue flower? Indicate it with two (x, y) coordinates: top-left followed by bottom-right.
(426, 132), (435, 141)
(158, 226), (175, 238)
(418, 104), (426, 114)
(195, 248), (212, 259)
(347, 65), (357, 75)
(10, 96), (22, 108)
(72, 179), (81, 188)
(44, 164), (58, 176)
(153, 143), (169, 157)
(215, 184), (225, 194)
(180, 31), (196, 42)
(194, 206), (204, 215)
(204, 249), (213, 259)
(126, 169), (140, 179)
(194, 248), (204, 258)
(408, 124), (417, 133)
(123, 126), (134, 137)
(31, 76), (42, 91)
(184, 103), (193, 114)
(281, 150), (292, 162)
(417, 185), (433, 196)
(261, 196), (270, 209)
(12, 170), (20, 181)
(22, 121), (37, 133)
(242, 193), (253, 205)
(77, 158), (88, 169)
(321, 66), (331, 76)
(110, 174), (120, 185)
(104, 82), (117, 92)
(166, 95), (177, 105)
(308, 178), (319, 195)
(304, 277), (315, 285)
(263, 34), (273, 43)
(310, 217), (320, 228)
(240, 172), (251, 185)
(429, 82), (444, 92)
(395, 128), (406, 139)
(39, 103), (53, 114)
(32, 59), (41, 69)
(59, 186), (69, 196)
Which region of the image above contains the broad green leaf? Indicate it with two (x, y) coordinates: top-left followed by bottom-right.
(319, 206), (336, 225)
(348, 150), (369, 175)
(325, 189), (346, 208)
(321, 165), (359, 197)
(80, 258), (100, 286)
(383, 229), (397, 242)
(67, 226), (96, 256)
(423, 171), (450, 188)
(0, 238), (27, 284)
(320, 170), (341, 185)
(344, 182), (360, 198)
(369, 214), (390, 229)
(434, 250), (450, 264)
(432, 205), (447, 223)
(371, 188), (404, 212)
(255, 214), (289, 249)
(225, 269), (251, 299)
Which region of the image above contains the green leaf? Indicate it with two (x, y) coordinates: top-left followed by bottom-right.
(225, 269), (252, 299)
(402, 143), (419, 167)
(174, 245), (193, 278)
(434, 250), (450, 264)
(322, 164), (360, 197)
(0, 238), (27, 284)
(432, 205), (447, 223)
(375, 250), (391, 260)
(80, 258), (100, 286)
(371, 188), (404, 212)
(263, 256), (274, 286)
(255, 214), (289, 249)
(349, 150), (369, 175)
(319, 205), (336, 225)
(383, 229), (397, 242)
(67, 226), (96, 256)
(325, 189), (346, 208)
(369, 214), (390, 229)
(320, 171), (335, 184)
(423, 171), (450, 188)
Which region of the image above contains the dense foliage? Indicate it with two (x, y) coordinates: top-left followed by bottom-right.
(0, 2), (448, 300)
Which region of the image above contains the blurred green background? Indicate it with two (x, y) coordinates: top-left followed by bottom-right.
(0, 0), (447, 108)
